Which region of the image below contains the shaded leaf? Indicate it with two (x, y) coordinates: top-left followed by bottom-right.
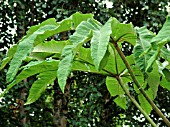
(145, 48), (160, 71)
(71, 61), (108, 75)
(0, 45), (17, 70)
(162, 68), (170, 82)
(160, 77), (170, 91)
(151, 16), (170, 45)
(25, 70), (57, 105)
(147, 63), (160, 98)
(160, 47), (170, 63)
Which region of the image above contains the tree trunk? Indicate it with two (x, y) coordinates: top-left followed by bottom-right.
(53, 79), (70, 127)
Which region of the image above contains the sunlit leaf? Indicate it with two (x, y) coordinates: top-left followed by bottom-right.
(133, 27), (155, 73)
(57, 19), (102, 93)
(106, 76), (130, 97)
(57, 45), (73, 93)
(138, 89), (154, 114)
(106, 77), (124, 96)
(70, 18), (101, 46)
(111, 18), (136, 45)
(114, 95), (127, 110)
(7, 18), (72, 82)
(72, 12), (94, 29)
(91, 18), (112, 70)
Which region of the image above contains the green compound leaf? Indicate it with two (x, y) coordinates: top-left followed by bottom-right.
(7, 18), (72, 83)
(133, 27), (155, 73)
(111, 18), (136, 46)
(91, 18), (112, 70)
(57, 18), (102, 93)
(0, 60), (59, 98)
(25, 70), (57, 105)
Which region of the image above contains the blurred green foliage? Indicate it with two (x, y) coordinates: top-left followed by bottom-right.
(0, 0), (170, 126)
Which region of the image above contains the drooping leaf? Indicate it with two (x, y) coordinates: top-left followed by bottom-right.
(145, 48), (160, 71)
(25, 70), (57, 105)
(111, 18), (136, 46)
(138, 88), (154, 114)
(133, 27), (155, 73)
(70, 18), (101, 46)
(0, 60), (59, 97)
(57, 45), (74, 93)
(91, 18), (112, 70)
(114, 95), (127, 110)
(7, 18), (72, 83)
(0, 45), (17, 70)
(151, 15), (170, 45)
(147, 63), (160, 98)
(57, 19), (102, 93)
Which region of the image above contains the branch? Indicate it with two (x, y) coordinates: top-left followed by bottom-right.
(116, 76), (157, 127)
(112, 41), (170, 126)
